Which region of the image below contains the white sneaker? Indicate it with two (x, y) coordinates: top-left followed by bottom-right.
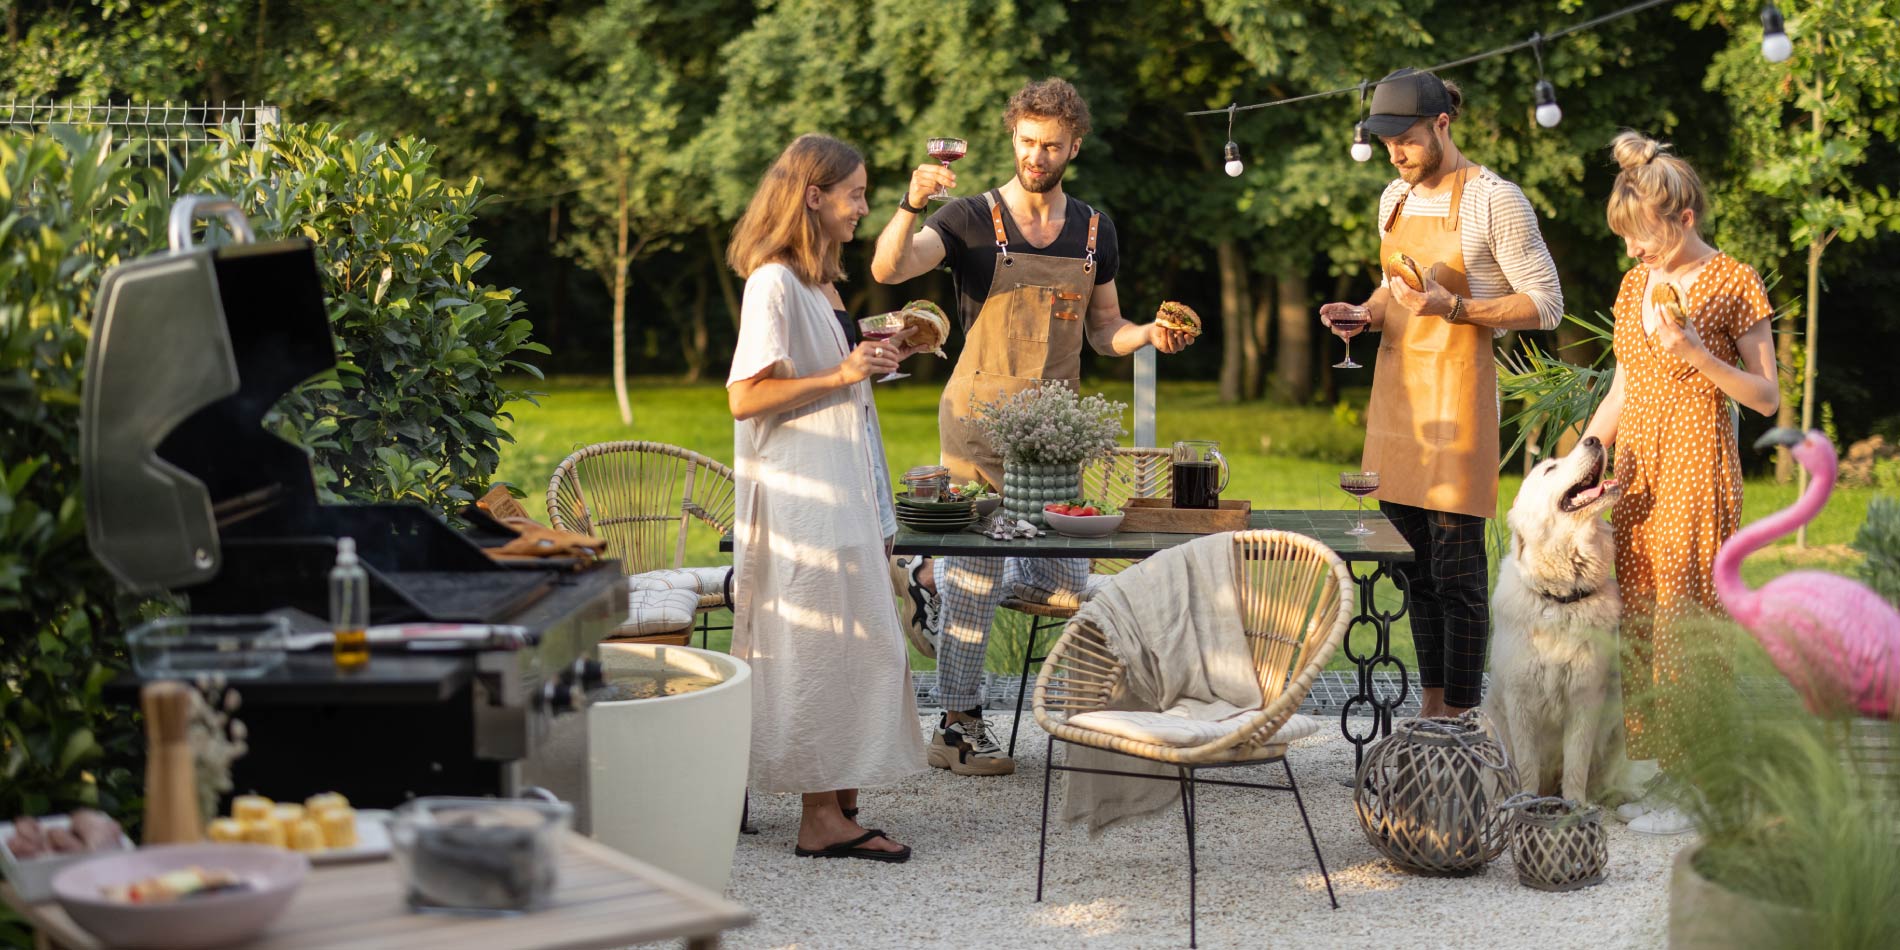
(1628, 806), (1696, 836)
(891, 557), (941, 658)
(1615, 798), (1656, 822)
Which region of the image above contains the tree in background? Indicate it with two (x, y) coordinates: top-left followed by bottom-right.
(1700, 0), (1900, 521)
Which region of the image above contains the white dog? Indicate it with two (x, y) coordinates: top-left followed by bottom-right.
(1486, 437), (1629, 803)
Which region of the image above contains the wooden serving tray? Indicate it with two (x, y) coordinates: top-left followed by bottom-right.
(1119, 498), (1252, 534)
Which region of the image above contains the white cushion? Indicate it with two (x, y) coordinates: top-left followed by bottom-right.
(621, 587), (699, 636)
(1067, 710), (1322, 749)
(628, 566), (731, 610)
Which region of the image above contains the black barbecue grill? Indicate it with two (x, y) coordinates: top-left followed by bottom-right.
(84, 197), (623, 817)
(83, 195), (555, 623)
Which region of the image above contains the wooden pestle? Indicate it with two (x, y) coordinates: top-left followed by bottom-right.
(141, 681), (204, 845)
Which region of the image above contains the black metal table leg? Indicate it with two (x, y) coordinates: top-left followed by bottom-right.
(1339, 562), (1410, 771)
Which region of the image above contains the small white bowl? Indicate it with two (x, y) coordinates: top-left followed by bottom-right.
(52, 843), (307, 949)
(1042, 510), (1125, 538)
(973, 497), (1002, 518)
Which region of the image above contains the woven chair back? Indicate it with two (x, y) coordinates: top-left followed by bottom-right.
(1233, 530), (1350, 711)
(547, 441), (736, 576)
(1083, 447), (1172, 576)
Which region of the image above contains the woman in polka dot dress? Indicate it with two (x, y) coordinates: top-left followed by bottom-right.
(1581, 131), (1780, 835)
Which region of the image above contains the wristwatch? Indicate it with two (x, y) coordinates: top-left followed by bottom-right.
(898, 195), (927, 215)
(1445, 294), (1467, 323)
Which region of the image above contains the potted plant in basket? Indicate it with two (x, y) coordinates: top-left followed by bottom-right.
(974, 386), (1125, 527)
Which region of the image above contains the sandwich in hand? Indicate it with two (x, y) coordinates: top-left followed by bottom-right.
(1154, 301), (1202, 338)
(1386, 252), (1428, 292)
(1649, 283), (1688, 328)
(900, 300), (950, 357)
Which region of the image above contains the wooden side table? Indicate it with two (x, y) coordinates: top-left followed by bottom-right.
(2, 832), (749, 950)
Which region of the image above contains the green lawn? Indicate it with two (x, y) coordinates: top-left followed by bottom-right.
(495, 376), (1878, 677)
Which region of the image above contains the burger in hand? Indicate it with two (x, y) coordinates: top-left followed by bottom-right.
(1649, 283), (1688, 328)
(900, 300), (950, 357)
(1154, 301), (1202, 338)
(1385, 252), (1428, 293)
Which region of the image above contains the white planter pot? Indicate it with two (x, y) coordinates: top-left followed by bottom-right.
(588, 643), (751, 893)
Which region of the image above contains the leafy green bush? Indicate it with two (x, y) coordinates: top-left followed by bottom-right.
(1851, 495), (1900, 607)
(1, 124), (537, 844)
(211, 124), (547, 509)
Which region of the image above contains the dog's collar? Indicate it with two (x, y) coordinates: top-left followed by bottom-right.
(1535, 586), (1598, 604)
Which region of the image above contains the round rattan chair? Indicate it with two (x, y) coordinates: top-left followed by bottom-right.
(548, 441), (737, 646)
(1031, 529), (1355, 948)
(998, 446), (1172, 754)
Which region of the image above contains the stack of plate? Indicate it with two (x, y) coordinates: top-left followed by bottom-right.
(894, 493), (976, 533)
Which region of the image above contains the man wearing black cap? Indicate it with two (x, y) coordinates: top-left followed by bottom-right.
(1320, 67), (1563, 718)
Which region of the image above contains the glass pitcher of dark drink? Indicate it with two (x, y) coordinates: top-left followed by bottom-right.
(1171, 440), (1229, 509)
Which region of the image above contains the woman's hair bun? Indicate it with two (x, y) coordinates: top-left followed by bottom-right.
(1611, 130), (1663, 171)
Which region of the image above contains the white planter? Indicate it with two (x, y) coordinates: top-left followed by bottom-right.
(588, 643), (752, 893)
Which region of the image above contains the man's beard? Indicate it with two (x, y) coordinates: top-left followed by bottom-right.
(1017, 155), (1069, 194)
(1396, 135), (1444, 185)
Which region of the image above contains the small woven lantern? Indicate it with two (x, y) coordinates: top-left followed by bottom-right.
(1353, 712), (1518, 875)
(1500, 794), (1608, 892)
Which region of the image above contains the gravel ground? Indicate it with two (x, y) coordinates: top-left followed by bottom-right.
(662, 715), (1684, 950)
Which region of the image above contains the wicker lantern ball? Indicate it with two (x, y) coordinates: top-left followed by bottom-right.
(1353, 714), (1519, 875)
(1500, 795), (1609, 892)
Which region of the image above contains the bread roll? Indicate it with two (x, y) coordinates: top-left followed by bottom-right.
(317, 808), (358, 849)
(1649, 282), (1688, 327)
(232, 795), (274, 822)
(206, 818), (246, 843)
(1386, 252), (1427, 292)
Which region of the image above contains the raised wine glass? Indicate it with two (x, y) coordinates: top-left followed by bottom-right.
(1339, 471), (1380, 536)
(925, 137), (967, 201)
(858, 312), (909, 383)
(1330, 304), (1369, 369)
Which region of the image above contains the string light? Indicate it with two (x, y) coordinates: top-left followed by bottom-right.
(1761, 4), (1793, 62)
(1222, 104), (1243, 177)
(1350, 82), (1373, 161)
(1529, 33), (1562, 128)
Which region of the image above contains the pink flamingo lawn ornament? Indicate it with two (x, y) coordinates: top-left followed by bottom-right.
(1715, 428), (1900, 719)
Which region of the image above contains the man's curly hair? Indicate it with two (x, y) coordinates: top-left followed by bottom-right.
(1003, 77), (1092, 140)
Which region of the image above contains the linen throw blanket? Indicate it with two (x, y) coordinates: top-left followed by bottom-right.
(1058, 533), (1264, 832)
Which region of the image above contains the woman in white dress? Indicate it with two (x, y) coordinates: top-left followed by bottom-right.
(726, 134), (928, 863)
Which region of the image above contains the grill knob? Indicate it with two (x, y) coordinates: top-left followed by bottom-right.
(537, 680), (575, 714)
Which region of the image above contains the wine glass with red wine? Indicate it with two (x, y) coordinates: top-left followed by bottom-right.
(925, 137), (967, 201)
(858, 312), (909, 383)
(1339, 471), (1379, 536)
(1330, 304), (1369, 369)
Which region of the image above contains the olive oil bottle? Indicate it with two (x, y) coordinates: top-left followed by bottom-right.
(330, 537), (370, 670)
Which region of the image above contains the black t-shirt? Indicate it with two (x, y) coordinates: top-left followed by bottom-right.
(923, 191), (1119, 332)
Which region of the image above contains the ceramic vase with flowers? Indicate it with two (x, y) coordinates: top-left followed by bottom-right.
(974, 386), (1126, 527)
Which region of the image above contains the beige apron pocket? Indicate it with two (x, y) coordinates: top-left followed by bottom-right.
(1007, 282), (1057, 344)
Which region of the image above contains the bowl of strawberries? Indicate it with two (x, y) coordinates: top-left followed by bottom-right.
(1041, 500), (1124, 538)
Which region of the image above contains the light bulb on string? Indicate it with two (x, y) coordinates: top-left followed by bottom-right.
(1220, 102), (1242, 177)
(1534, 80), (1562, 128)
(1760, 4), (1793, 62)
(1350, 122), (1373, 162)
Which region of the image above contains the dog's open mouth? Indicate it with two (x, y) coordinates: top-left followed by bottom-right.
(1560, 454), (1621, 512)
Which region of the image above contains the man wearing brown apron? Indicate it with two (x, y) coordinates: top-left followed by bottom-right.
(873, 78), (1195, 774)
(1320, 69), (1565, 719)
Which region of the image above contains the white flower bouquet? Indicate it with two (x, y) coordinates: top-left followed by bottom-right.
(974, 386), (1127, 466)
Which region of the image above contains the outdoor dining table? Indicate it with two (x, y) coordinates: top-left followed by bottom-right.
(723, 508), (1418, 766)
(0, 832), (750, 950)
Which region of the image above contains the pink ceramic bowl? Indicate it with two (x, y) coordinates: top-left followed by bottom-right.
(52, 843), (308, 949)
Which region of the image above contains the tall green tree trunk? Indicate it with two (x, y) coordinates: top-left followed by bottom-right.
(611, 173), (632, 425)
(709, 227), (740, 330)
(682, 266), (710, 383)
(1248, 277), (1270, 402)
(1271, 268), (1312, 404)
(1217, 239), (1252, 403)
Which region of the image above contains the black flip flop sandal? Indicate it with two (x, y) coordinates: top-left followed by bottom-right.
(841, 807), (858, 820)
(793, 828), (911, 863)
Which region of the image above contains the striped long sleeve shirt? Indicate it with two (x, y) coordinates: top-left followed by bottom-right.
(1376, 167), (1564, 335)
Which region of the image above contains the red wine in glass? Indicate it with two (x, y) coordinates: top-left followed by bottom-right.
(1339, 471), (1379, 536)
(858, 313), (909, 382)
(1330, 305), (1369, 369)
(925, 137), (967, 201)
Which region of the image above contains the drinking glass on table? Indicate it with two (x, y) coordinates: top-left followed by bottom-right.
(925, 137), (967, 201)
(1326, 304), (1370, 369)
(1339, 471), (1379, 536)
(858, 312), (909, 382)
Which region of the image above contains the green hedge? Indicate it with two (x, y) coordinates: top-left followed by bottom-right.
(0, 124), (538, 841)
